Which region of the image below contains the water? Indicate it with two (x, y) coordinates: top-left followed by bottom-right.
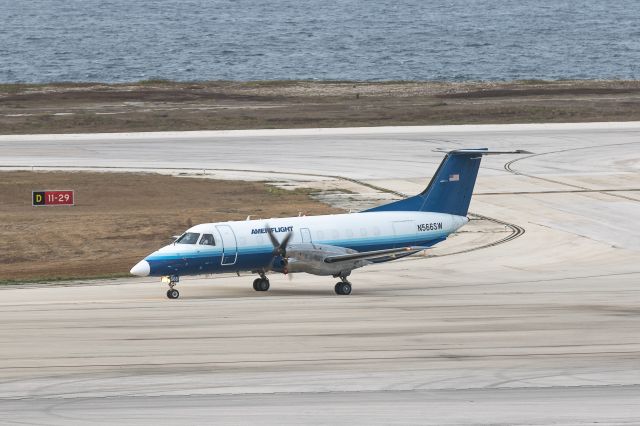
(1, 0), (639, 83)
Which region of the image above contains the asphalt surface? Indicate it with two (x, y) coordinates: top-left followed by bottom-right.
(1, 123), (639, 425)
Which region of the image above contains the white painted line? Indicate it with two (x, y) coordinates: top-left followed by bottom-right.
(1, 121), (640, 141)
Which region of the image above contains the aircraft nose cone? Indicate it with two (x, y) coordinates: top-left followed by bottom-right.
(130, 260), (150, 277)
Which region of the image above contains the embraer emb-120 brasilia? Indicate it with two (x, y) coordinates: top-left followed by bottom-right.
(130, 148), (528, 298)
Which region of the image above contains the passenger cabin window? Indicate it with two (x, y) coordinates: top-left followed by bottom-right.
(176, 232), (200, 244)
(199, 234), (215, 246)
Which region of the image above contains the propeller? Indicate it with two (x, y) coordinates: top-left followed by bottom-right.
(265, 225), (293, 274)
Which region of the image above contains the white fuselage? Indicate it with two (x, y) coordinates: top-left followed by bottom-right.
(137, 211), (468, 277)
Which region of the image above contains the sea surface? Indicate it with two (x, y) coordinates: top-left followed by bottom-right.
(1, 0), (639, 83)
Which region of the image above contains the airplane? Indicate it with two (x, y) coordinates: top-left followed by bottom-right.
(130, 148), (528, 298)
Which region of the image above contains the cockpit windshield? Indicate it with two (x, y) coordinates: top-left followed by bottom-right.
(175, 232), (200, 244)
(199, 234), (216, 246)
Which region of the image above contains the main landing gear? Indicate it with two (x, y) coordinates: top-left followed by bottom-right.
(253, 272), (270, 292)
(163, 275), (180, 299)
(334, 277), (352, 295)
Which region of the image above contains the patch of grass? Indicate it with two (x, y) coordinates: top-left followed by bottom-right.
(266, 185), (318, 197)
(137, 78), (175, 86)
(0, 83), (30, 94)
(320, 188), (359, 195)
(239, 80), (309, 88)
(516, 79), (554, 85)
(0, 82), (100, 94)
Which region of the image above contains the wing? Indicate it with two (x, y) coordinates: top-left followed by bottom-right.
(323, 246), (428, 264)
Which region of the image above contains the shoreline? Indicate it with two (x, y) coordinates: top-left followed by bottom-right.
(2, 79), (640, 134)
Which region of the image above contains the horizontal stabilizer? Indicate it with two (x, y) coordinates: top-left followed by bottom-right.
(433, 148), (533, 155)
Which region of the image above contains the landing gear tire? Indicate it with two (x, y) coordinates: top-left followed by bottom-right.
(253, 278), (270, 292)
(162, 275), (180, 299)
(341, 282), (352, 295)
(335, 282), (351, 295)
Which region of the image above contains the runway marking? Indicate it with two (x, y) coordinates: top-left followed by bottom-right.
(504, 141), (640, 202)
(477, 188), (640, 195)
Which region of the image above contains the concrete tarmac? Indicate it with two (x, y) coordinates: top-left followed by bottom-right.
(1, 123), (639, 424)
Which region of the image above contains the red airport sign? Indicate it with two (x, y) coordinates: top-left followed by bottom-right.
(32, 190), (75, 206)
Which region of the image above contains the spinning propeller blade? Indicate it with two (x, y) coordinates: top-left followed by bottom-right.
(265, 225), (294, 273)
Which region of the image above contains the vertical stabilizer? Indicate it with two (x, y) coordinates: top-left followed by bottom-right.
(365, 149), (529, 216)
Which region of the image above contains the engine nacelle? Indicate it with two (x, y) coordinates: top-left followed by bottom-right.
(269, 255), (289, 273)
(284, 243), (369, 276)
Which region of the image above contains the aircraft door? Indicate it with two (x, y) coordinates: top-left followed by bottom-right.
(216, 225), (238, 265)
(300, 228), (312, 243)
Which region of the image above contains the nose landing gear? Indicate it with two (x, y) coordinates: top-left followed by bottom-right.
(162, 275), (180, 299)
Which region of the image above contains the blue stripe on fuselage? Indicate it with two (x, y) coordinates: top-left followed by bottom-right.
(145, 234), (446, 276)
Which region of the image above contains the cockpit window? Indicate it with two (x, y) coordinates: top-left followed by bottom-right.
(176, 232), (200, 244)
(199, 234), (216, 246)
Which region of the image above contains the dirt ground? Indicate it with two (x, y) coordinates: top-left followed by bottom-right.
(0, 172), (341, 282)
(1, 80), (640, 134)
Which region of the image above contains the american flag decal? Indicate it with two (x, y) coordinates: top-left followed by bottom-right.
(449, 174), (460, 181)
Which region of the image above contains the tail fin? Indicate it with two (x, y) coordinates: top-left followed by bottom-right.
(365, 148), (530, 216)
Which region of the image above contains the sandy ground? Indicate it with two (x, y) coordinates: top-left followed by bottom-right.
(0, 172), (340, 281)
(2, 80), (640, 134)
(0, 123), (639, 424)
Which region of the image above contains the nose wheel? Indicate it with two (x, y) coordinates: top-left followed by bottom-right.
(163, 275), (180, 299)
